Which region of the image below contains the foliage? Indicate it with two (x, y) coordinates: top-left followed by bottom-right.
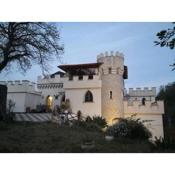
(92, 116), (107, 128)
(4, 99), (16, 122)
(85, 116), (107, 128)
(152, 136), (175, 151)
(106, 117), (152, 140)
(72, 120), (101, 132)
(36, 104), (47, 113)
(156, 82), (175, 122)
(72, 116), (107, 132)
(4, 112), (15, 122)
(156, 82), (175, 139)
(82, 134), (94, 144)
(0, 121), (155, 153)
(0, 22), (63, 74)
(60, 99), (71, 112)
(155, 22), (175, 70)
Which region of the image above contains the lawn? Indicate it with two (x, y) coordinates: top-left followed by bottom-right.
(0, 121), (170, 153)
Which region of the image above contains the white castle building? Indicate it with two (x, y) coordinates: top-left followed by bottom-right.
(0, 51), (164, 138)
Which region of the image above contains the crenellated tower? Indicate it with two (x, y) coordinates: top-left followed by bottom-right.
(97, 51), (127, 124)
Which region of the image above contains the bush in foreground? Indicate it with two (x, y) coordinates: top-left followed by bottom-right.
(106, 117), (152, 140)
(72, 116), (107, 132)
(152, 136), (175, 152)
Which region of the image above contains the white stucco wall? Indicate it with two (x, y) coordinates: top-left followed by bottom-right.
(7, 93), (26, 112)
(124, 100), (164, 114)
(65, 88), (101, 117)
(37, 75), (65, 107)
(7, 92), (42, 112)
(25, 93), (42, 111)
(64, 75), (102, 116)
(1, 80), (42, 112)
(124, 100), (164, 139)
(38, 86), (64, 107)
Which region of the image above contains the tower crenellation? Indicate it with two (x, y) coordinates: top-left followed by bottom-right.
(0, 80), (38, 93)
(97, 51), (124, 60)
(128, 87), (156, 97)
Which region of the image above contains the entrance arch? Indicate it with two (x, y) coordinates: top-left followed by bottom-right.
(46, 95), (53, 109)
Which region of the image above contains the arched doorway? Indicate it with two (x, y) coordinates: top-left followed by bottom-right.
(46, 95), (53, 109)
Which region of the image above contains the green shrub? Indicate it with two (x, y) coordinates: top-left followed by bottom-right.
(4, 112), (15, 123)
(71, 116), (107, 132)
(153, 136), (175, 151)
(106, 117), (152, 140)
(72, 120), (101, 132)
(91, 116), (107, 129)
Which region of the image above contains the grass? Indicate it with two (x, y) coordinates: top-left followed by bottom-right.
(0, 121), (171, 153)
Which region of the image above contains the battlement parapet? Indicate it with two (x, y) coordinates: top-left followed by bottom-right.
(128, 87), (156, 97)
(97, 51), (124, 59)
(0, 80), (35, 86)
(37, 74), (63, 84)
(97, 51), (124, 70)
(37, 75), (101, 89)
(0, 80), (40, 94)
(124, 100), (164, 114)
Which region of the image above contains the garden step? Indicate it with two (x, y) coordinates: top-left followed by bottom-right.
(14, 113), (52, 122)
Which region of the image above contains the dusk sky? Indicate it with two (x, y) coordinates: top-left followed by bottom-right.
(0, 22), (174, 90)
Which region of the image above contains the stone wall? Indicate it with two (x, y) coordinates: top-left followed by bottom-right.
(0, 85), (7, 120)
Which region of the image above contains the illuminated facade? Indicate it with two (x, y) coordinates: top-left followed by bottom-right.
(0, 51), (164, 139)
(37, 51), (164, 138)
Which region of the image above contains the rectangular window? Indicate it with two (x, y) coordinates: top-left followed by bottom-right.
(69, 75), (73, 80)
(79, 75), (83, 80)
(88, 75), (93, 80)
(110, 91), (112, 99)
(109, 67), (112, 74)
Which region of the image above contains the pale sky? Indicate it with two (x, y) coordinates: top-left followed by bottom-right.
(0, 22), (174, 90)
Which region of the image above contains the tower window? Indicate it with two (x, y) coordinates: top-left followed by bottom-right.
(79, 75), (83, 80)
(108, 67), (112, 74)
(85, 90), (93, 102)
(110, 91), (112, 99)
(69, 75), (73, 80)
(88, 75), (93, 80)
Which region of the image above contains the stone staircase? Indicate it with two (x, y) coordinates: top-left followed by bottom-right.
(14, 113), (52, 122)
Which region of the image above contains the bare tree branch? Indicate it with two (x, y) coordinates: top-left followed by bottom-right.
(0, 22), (64, 74)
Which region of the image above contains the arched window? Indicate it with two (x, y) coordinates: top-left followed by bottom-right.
(85, 90), (93, 102)
(46, 95), (53, 109)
